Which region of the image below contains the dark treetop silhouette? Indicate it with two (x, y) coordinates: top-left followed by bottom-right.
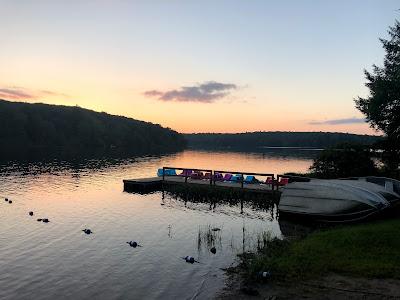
(0, 99), (186, 156)
(355, 20), (400, 172)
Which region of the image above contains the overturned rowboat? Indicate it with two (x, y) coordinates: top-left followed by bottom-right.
(278, 177), (400, 223)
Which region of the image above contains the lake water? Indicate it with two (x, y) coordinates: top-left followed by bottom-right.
(0, 149), (315, 300)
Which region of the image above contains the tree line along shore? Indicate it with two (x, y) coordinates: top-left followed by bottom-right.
(0, 99), (381, 157)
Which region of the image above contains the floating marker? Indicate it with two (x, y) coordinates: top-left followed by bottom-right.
(182, 256), (201, 264)
(127, 241), (141, 248)
(42, 218), (49, 223)
(37, 218), (42, 222)
(8, 200), (12, 204)
(184, 256), (195, 264)
(5, 198), (8, 202)
(210, 247), (216, 254)
(29, 211), (34, 216)
(82, 229), (92, 235)
(257, 271), (271, 279)
(211, 228), (220, 232)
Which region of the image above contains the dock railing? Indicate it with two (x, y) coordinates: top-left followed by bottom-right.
(163, 167), (213, 185)
(162, 167), (276, 190)
(214, 170), (275, 190)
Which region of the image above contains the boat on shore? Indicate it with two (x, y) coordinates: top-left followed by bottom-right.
(278, 177), (400, 223)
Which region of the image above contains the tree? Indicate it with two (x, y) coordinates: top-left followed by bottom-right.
(355, 20), (400, 172)
(309, 143), (377, 179)
(0, 99), (186, 157)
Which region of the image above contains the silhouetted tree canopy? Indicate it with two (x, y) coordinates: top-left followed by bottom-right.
(0, 99), (185, 156)
(185, 132), (379, 149)
(355, 20), (400, 171)
(309, 143), (377, 179)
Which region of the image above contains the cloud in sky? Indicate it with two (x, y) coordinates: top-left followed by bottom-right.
(0, 87), (68, 100)
(144, 81), (238, 103)
(0, 88), (35, 100)
(309, 117), (366, 125)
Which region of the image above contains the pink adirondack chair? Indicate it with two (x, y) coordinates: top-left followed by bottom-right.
(278, 177), (289, 186)
(265, 176), (274, 184)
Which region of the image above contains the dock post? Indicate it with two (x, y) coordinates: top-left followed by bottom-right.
(210, 170), (213, 185)
(272, 174), (275, 191)
(241, 172), (244, 189)
(162, 167), (165, 182)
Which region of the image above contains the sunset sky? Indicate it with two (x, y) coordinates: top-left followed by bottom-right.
(1, 1), (399, 134)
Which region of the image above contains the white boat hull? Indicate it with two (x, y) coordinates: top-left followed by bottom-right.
(279, 177), (400, 223)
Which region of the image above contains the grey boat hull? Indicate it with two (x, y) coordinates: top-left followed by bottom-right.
(278, 177), (400, 223)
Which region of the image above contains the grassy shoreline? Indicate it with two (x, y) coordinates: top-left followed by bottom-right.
(240, 218), (400, 282)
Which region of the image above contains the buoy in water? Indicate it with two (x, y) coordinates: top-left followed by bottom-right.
(8, 200), (12, 204)
(42, 218), (49, 223)
(257, 271), (271, 279)
(29, 211), (34, 216)
(210, 247), (216, 254)
(37, 218), (43, 222)
(211, 228), (220, 232)
(184, 256), (195, 264)
(82, 229), (92, 234)
(127, 241), (141, 248)
(5, 198), (8, 202)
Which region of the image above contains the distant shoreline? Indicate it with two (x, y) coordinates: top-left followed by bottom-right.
(185, 132), (381, 150)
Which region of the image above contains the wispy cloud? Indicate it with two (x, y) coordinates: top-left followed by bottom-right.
(309, 117), (366, 125)
(144, 81), (238, 103)
(0, 87), (69, 100)
(0, 88), (35, 100)
(39, 90), (69, 98)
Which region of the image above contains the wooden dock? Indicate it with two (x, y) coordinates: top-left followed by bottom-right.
(123, 176), (277, 192)
(123, 177), (164, 192)
(123, 167), (283, 195)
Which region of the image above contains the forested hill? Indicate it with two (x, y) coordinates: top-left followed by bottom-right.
(185, 132), (380, 149)
(0, 99), (185, 155)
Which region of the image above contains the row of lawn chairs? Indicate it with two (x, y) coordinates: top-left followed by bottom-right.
(157, 169), (290, 186)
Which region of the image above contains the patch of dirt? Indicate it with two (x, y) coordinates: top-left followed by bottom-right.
(217, 273), (400, 299)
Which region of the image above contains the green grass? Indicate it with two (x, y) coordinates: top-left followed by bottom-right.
(247, 218), (400, 280)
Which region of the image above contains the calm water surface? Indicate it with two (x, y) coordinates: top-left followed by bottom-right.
(0, 150), (313, 300)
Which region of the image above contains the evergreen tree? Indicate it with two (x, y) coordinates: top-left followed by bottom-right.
(355, 20), (400, 172)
